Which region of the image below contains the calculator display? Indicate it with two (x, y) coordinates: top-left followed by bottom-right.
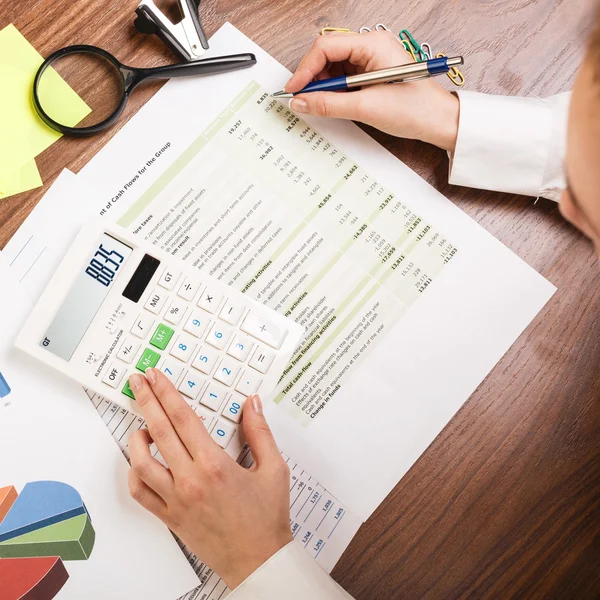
(40, 233), (133, 361)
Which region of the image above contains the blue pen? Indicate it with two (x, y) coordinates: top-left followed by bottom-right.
(272, 56), (464, 98)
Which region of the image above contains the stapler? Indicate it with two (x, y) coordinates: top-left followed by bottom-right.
(134, 0), (210, 62)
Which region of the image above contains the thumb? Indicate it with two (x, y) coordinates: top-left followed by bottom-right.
(290, 91), (365, 121)
(242, 394), (280, 468)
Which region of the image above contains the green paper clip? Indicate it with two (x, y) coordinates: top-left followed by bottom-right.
(399, 29), (428, 62)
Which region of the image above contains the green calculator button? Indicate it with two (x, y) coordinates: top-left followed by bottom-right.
(122, 380), (136, 400)
(150, 323), (175, 351)
(136, 348), (161, 372)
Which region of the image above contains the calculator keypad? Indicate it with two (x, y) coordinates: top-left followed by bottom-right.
(113, 266), (289, 452)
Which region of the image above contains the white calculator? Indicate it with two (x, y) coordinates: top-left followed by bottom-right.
(15, 221), (304, 459)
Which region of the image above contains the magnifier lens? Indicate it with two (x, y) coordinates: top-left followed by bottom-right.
(36, 51), (124, 130)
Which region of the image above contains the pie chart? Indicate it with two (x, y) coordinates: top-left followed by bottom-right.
(0, 481), (95, 600)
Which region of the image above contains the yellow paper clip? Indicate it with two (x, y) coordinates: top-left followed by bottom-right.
(436, 52), (465, 86)
(321, 27), (354, 35)
(401, 40), (418, 62)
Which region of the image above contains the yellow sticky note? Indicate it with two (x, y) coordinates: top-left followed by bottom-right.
(0, 160), (43, 199)
(0, 24), (91, 180)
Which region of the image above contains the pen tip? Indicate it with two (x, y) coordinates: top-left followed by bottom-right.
(271, 91), (293, 99)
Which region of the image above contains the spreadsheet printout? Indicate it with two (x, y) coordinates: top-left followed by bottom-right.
(6, 24), (556, 520)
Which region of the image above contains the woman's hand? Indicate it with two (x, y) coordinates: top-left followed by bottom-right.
(127, 369), (293, 589)
(285, 31), (460, 152)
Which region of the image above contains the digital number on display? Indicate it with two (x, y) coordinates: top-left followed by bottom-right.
(85, 244), (126, 287)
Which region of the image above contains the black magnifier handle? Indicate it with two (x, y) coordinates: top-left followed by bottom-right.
(124, 53), (257, 88)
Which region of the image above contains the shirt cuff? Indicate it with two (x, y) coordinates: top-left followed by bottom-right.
(449, 91), (569, 202)
(228, 541), (354, 600)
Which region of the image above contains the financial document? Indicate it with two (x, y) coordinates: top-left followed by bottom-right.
(6, 23), (555, 523)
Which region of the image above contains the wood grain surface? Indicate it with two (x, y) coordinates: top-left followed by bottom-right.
(1, 0), (598, 598)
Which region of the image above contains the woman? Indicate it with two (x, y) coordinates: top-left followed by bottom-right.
(125, 16), (600, 600)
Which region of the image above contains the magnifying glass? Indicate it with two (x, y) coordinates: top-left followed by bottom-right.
(33, 45), (256, 137)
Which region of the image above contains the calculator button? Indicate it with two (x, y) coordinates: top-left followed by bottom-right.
(170, 335), (197, 362)
(150, 323), (175, 351)
(219, 299), (245, 326)
(164, 297), (187, 326)
(200, 383), (229, 411)
(158, 358), (183, 384)
(248, 347), (276, 374)
(205, 322), (233, 351)
(145, 289), (168, 315)
(178, 278), (202, 302)
(178, 370), (206, 400)
(235, 369), (262, 397)
(102, 362), (127, 388)
(158, 268), (181, 291)
(117, 339), (140, 364)
(194, 406), (215, 430)
(210, 420), (236, 449)
(213, 357), (241, 387)
(136, 348), (161, 372)
(241, 313), (287, 349)
(122, 380), (136, 400)
(183, 309), (211, 338)
(197, 287), (223, 314)
(227, 334), (254, 362)
(192, 346), (220, 375)
(131, 314), (154, 339)
(221, 393), (247, 424)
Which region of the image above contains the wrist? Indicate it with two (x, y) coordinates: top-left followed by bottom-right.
(429, 90), (460, 152)
(223, 532), (293, 589)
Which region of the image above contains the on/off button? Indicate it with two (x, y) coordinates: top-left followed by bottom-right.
(102, 362), (127, 388)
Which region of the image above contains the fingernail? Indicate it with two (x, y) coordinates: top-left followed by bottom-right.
(250, 394), (263, 415)
(129, 374), (144, 391)
(146, 368), (157, 384)
(290, 98), (308, 113)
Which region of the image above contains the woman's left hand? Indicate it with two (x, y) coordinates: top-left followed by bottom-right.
(127, 369), (293, 589)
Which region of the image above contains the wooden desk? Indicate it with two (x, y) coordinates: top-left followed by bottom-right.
(1, 1), (598, 597)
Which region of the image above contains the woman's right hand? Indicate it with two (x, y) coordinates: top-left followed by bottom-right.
(285, 31), (460, 152)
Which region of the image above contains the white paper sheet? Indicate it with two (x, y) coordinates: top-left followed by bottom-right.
(0, 258), (200, 599)
(6, 23), (556, 521)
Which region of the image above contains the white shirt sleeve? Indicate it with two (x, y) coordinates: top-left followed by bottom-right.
(448, 91), (570, 202)
(227, 541), (355, 600)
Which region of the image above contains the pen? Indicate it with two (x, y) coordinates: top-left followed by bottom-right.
(272, 56), (464, 98)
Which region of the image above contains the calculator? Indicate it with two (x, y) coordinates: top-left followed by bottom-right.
(15, 221), (304, 459)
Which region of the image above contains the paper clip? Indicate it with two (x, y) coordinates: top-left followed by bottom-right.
(436, 52), (465, 86)
(359, 26), (372, 33)
(374, 23), (392, 32)
(399, 29), (428, 62)
(421, 42), (433, 60)
(401, 39), (418, 62)
(320, 27), (354, 35)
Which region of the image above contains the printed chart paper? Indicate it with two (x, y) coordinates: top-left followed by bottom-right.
(0, 258), (200, 600)
(7, 23), (555, 521)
